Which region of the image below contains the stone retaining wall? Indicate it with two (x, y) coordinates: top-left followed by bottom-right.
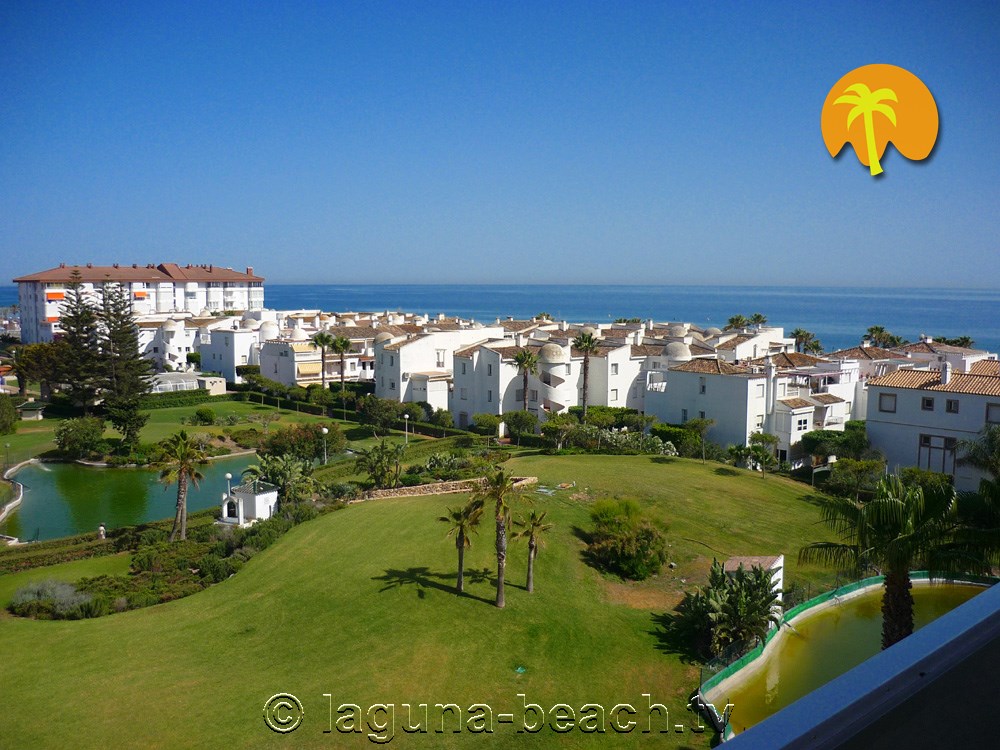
(354, 476), (537, 503)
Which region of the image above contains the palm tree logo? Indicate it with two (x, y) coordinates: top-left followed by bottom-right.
(821, 64), (938, 177)
(834, 83), (897, 176)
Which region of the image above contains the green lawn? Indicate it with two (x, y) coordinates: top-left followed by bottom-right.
(0, 552), (132, 607)
(0, 454), (836, 748)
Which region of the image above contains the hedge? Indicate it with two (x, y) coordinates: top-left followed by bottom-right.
(393, 418), (475, 438)
(139, 390), (239, 409)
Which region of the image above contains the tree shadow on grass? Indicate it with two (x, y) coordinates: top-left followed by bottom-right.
(713, 467), (740, 477)
(648, 611), (705, 666)
(371, 567), (494, 605)
(649, 456), (677, 465)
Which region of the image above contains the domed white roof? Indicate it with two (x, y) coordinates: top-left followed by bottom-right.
(581, 325), (598, 336)
(669, 324), (688, 337)
(705, 326), (723, 336)
(539, 343), (568, 364)
(373, 331), (394, 344)
(664, 341), (692, 361)
(259, 321), (280, 340)
(160, 318), (182, 332)
(199, 308), (212, 317)
(290, 326), (309, 341)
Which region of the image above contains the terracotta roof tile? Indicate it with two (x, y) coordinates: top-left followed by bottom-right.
(715, 334), (755, 351)
(747, 352), (827, 368)
(778, 397), (814, 409)
(811, 393), (845, 405)
(14, 263), (263, 284)
(970, 360), (1000, 376)
(669, 358), (757, 376)
(896, 341), (986, 355)
(869, 369), (1000, 397)
(826, 345), (908, 361)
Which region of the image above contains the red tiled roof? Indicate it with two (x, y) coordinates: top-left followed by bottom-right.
(778, 397), (814, 409)
(896, 341), (984, 355)
(970, 360), (1000, 376)
(715, 334), (755, 351)
(14, 263), (263, 283)
(670, 358), (757, 376)
(811, 393), (845, 405)
(868, 369), (1000, 397)
(827, 345), (907, 361)
(747, 352), (827, 368)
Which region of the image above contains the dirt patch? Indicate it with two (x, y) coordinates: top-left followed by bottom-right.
(602, 580), (684, 611)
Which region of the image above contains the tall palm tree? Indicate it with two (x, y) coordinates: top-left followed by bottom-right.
(799, 476), (975, 649)
(726, 315), (750, 331)
(243, 454), (314, 506)
(834, 82), (898, 176)
(749, 312), (767, 330)
(439, 499), (484, 593)
(803, 338), (824, 355)
(572, 332), (600, 420)
(790, 328), (814, 354)
(311, 331), (335, 390)
(329, 335), (353, 417)
(474, 467), (522, 608)
(513, 509), (553, 593)
(159, 430), (207, 542)
(513, 348), (539, 412)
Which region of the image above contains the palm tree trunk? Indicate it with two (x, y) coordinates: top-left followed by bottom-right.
(881, 567), (914, 649)
(456, 533), (465, 593)
(522, 370), (528, 412)
(863, 111), (883, 176)
(340, 352), (347, 418)
(320, 347), (327, 390)
(495, 515), (506, 608)
(526, 538), (536, 593)
(582, 355), (590, 419)
(169, 472), (188, 542)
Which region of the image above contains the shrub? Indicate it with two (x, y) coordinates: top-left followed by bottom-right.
(323, 482), (361, 501)
(587, 498), (668, 580)
(259, 422), (344, 461)
(54, 417), (106, 459)
(194, 407), (216, 426)
(9, 580), (98, 620)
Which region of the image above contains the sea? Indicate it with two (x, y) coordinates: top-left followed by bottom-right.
(2, 284), (998, 355)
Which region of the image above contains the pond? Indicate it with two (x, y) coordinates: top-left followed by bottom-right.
(713, 582), (986, 736)
(1, 455), (256, 541)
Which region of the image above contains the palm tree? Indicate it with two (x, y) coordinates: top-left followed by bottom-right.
(749, 313), (767, 330)
(726, 314), (750, 331)
(513, 348), (539, 412)
(834, 83), (898, 176)
(799, 476), (973, 649)
(572, 332), (600, 420)
(804, 338), (824, 355)
(513, 509), (553, 593)
(790, 328), (814, 354)
(158, 430), (207, 542)
(684, 417), (716, 463)
(957, 425), (1000, 483)
(439, 499), (484, 593)
(310, 331), (335, 390)
(473, 467), (522, 608)
(330, 335), (353, 417)
(243, 454), (314, 506)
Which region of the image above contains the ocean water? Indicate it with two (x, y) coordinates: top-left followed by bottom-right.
(2, 284), (998, 355)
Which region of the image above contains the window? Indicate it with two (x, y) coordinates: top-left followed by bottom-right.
(946, 399), (959, 414)
(921, 397), (935, 411)
(681, 409), (688, 422)
(756, 383), (765, 398)
(755, 415), (764, 429)
(879, 393), (897, 413)
(460, 388), (467, 400)
(988, 404), (1000, 424)
(797, 417), (809, 431)
(516, 389), (524, 402)
(651, 361), (659, 369)
(390, 380), (396, 390)
(699, 411), (706, 419)
(530, 389), (538, 402)
(436, 349), (446, 368)
(779, 383), (787, 397)
(389, 355), (394, 366)
(487, 390), (493, 403)
(487, 364), (493, 376)
(565, 364), (572, 375)
(153, 346), (159, 353)
(610, 389), (618, 401)
(611, 363), (618, 375)
(699, 377), (706, 394)
(461, 362), (467, 375)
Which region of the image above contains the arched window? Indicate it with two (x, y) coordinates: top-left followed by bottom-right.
(226, 500), (238, 518)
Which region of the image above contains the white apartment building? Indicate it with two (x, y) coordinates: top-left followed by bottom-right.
(866, 359), (1000, 491)
(645, 354), (855, 466)
(14, 263), (264, 343)
(710, 326), (796, 363)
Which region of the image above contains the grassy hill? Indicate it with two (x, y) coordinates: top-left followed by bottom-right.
(0, 454), (836, 748)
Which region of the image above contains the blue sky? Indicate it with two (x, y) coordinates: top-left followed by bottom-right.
(1, 1), (997, 285)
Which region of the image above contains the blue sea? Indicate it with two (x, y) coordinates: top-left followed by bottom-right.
(2, 284), (998, 355)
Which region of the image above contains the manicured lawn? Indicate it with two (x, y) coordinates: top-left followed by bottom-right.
(0, 454), (836, 748)
(0, 553), (132, 607)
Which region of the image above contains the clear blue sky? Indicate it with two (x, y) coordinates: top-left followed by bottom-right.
(1, 1), (997, 285)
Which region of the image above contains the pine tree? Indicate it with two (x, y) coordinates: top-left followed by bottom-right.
(0, 393), (17, 435)
(99, 281), (152, 452)
(58, 271), (102, 414)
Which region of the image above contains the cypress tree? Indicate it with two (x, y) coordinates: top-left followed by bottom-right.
(0, 393), (17, 435)
(58, 271), (102, 414)
(99, 281), (152, 452)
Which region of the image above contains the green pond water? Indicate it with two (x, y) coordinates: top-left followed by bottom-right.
(1, 456), (255, 541)
(717, 583), (985, 735)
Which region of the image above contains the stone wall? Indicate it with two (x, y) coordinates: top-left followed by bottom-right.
(355, 476), (537, 503)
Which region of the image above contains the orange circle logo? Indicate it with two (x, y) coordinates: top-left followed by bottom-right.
(821, 64), (938, 176)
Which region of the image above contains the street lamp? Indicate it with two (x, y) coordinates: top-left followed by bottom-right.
(225, 472), (232, 496)
(403, 413), (409, 445)
(321, 427), (329, 464)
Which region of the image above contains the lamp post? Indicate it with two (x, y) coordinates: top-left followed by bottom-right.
(321, 427), (329, 464)
(403, 413), (409, 445)
(225, 472), (232, 496)
(4, 443), (9, 473)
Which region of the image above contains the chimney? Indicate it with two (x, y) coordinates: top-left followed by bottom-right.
(922, 333), (934, 344)
(132, 263), (137, 268)
(86, 262), (92, 268)
(246, 266), (253, 276)
(647, 319), (654, 331)
(861, 337), (871, 348)
(59, 262), (65, 268)
(941, 362), (952, 385)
